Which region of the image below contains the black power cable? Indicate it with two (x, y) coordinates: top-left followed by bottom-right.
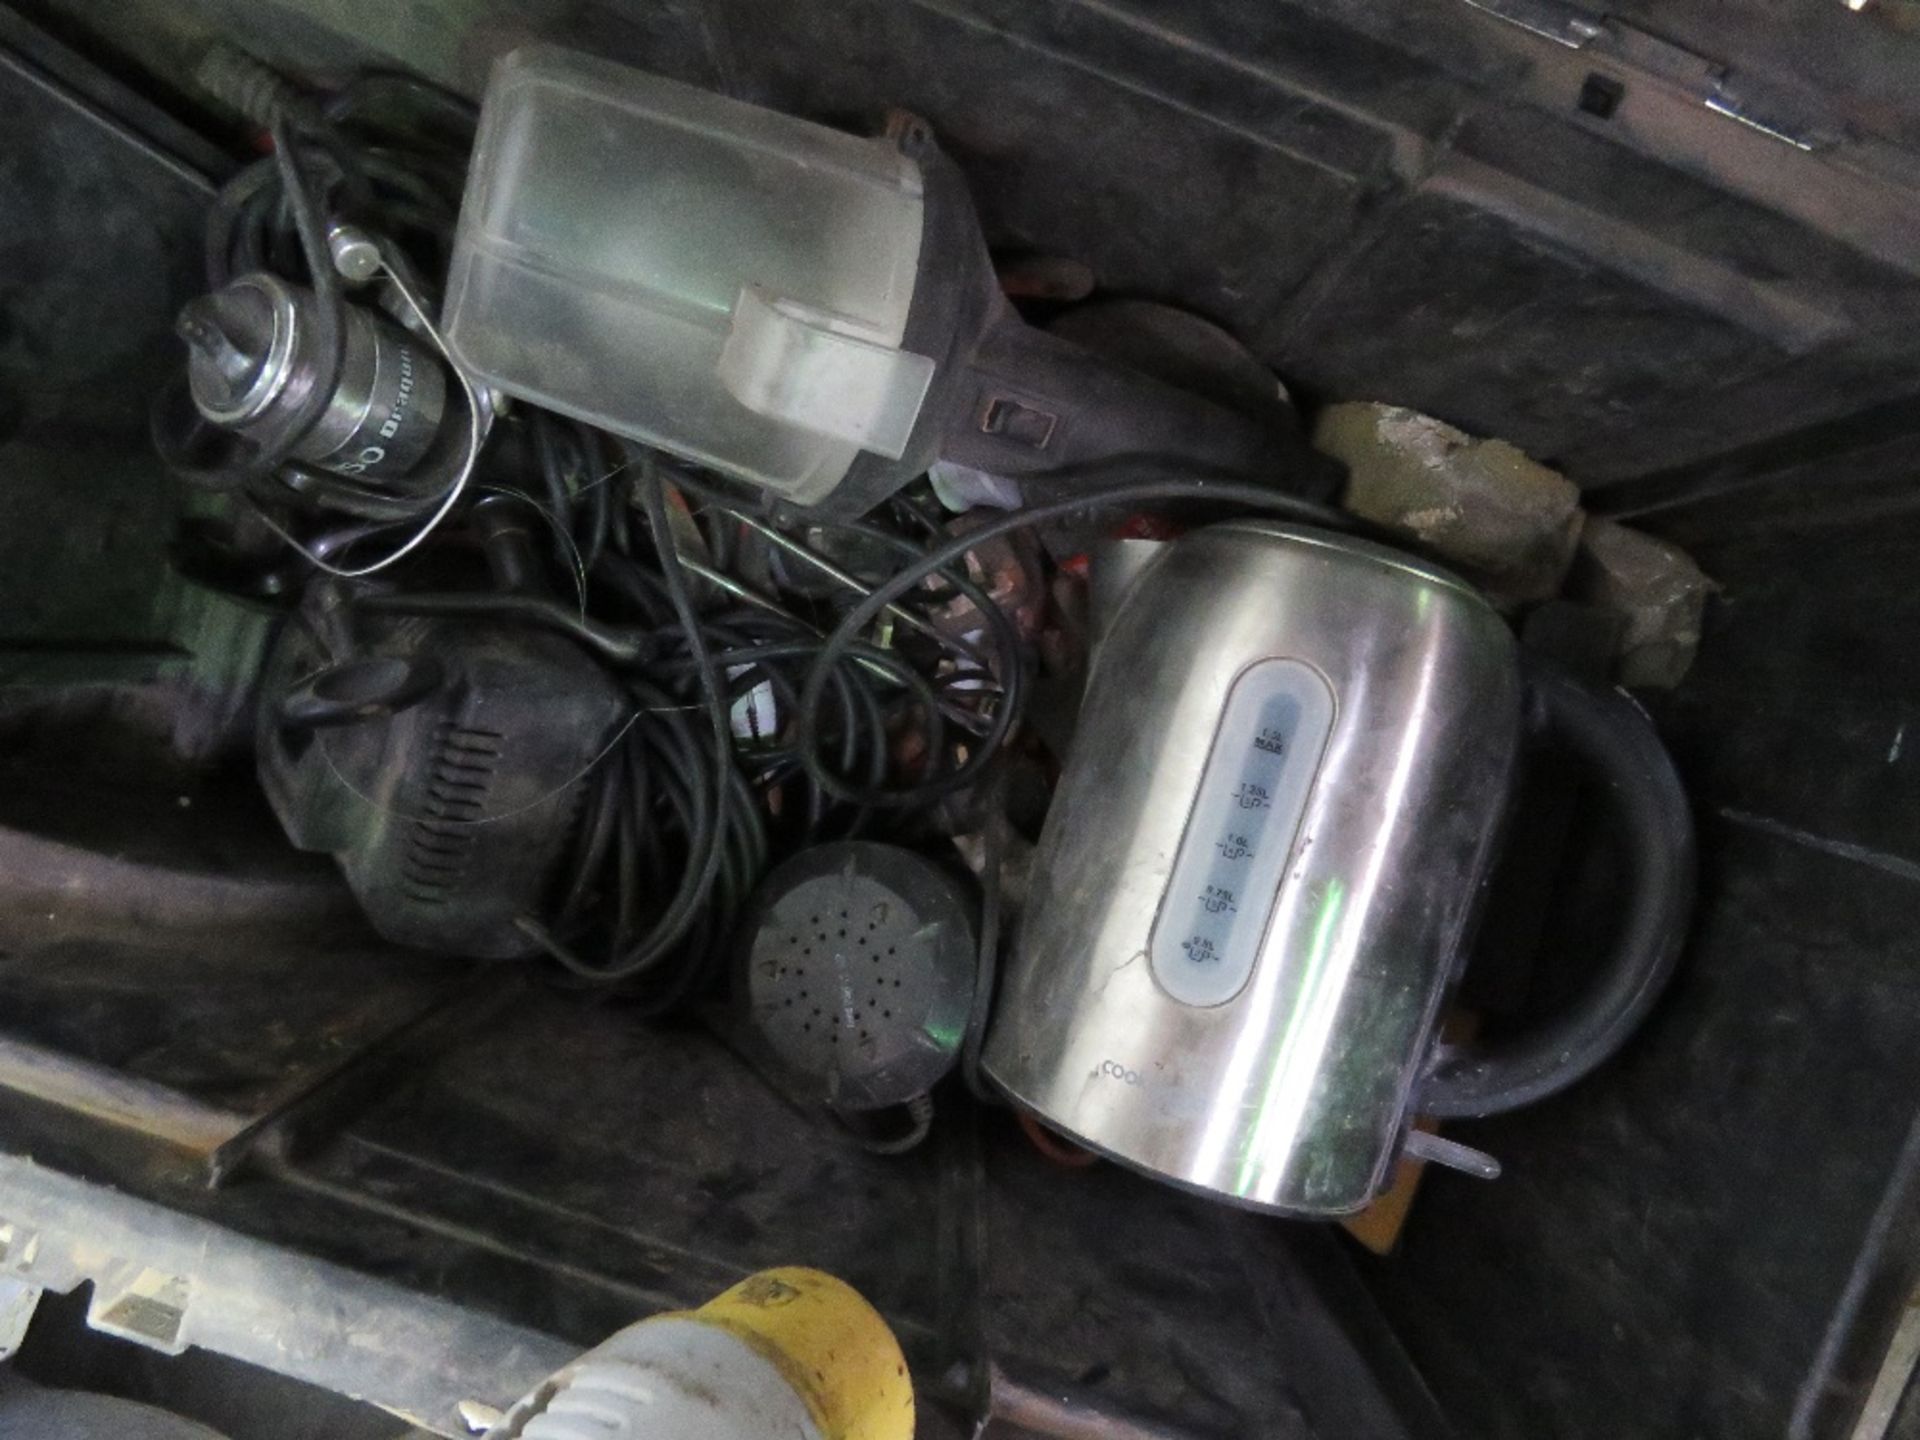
(522, 467), (1343, 1002)
(794, 470), (1348, 807)
(505, 460), (1018, 1002)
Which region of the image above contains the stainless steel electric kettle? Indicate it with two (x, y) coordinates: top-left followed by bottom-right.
(982, 521), (1694, 1217)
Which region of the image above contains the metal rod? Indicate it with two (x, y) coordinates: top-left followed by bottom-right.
(722, 510), (985, 663)
(0, 1035), (249, 1156)
(673, 559), (995, 737)
(677, 556), (817, 629)
(0, 1152), (573, 1435)
(989, 1366), (1199, 1440)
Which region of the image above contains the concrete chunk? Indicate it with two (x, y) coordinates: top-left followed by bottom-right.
(1571, 517), (1716, 689)
(1314, 402), (1584, 605)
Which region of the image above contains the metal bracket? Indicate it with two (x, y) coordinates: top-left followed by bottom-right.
(1704, 75), (1835, 152)
(0, 1153), (574, 1435)
(1462, 0), (1845, 151)
(1461, 0), (1605, 49)
(87, 1263), (193, 1355)
(0, 1276), (42, 1360)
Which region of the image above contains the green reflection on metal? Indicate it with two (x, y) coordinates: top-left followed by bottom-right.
(922, 1019), (964, 1048)
(1233, 876), (1347, 1198)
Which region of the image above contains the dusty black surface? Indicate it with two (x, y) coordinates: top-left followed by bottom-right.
(7, 4), (1920, 1438)
(0, 21), (209, 657)
(1363, 504), (1920, 1439)
(0, 870), (1443, 1438)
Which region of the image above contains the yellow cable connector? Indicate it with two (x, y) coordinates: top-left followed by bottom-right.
(677, 1267), (915, 1440)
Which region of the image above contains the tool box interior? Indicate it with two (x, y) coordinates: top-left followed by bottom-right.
(3, 1), (1920, 1437)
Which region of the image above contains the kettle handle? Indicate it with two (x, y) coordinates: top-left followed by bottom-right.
(1417, 664), (1696, 1119)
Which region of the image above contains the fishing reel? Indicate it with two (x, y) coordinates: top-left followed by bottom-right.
(157, 218), (485, 533)
(177, 262), (446, 485)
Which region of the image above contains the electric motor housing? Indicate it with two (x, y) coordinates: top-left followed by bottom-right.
(258, 589), (628, 959)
